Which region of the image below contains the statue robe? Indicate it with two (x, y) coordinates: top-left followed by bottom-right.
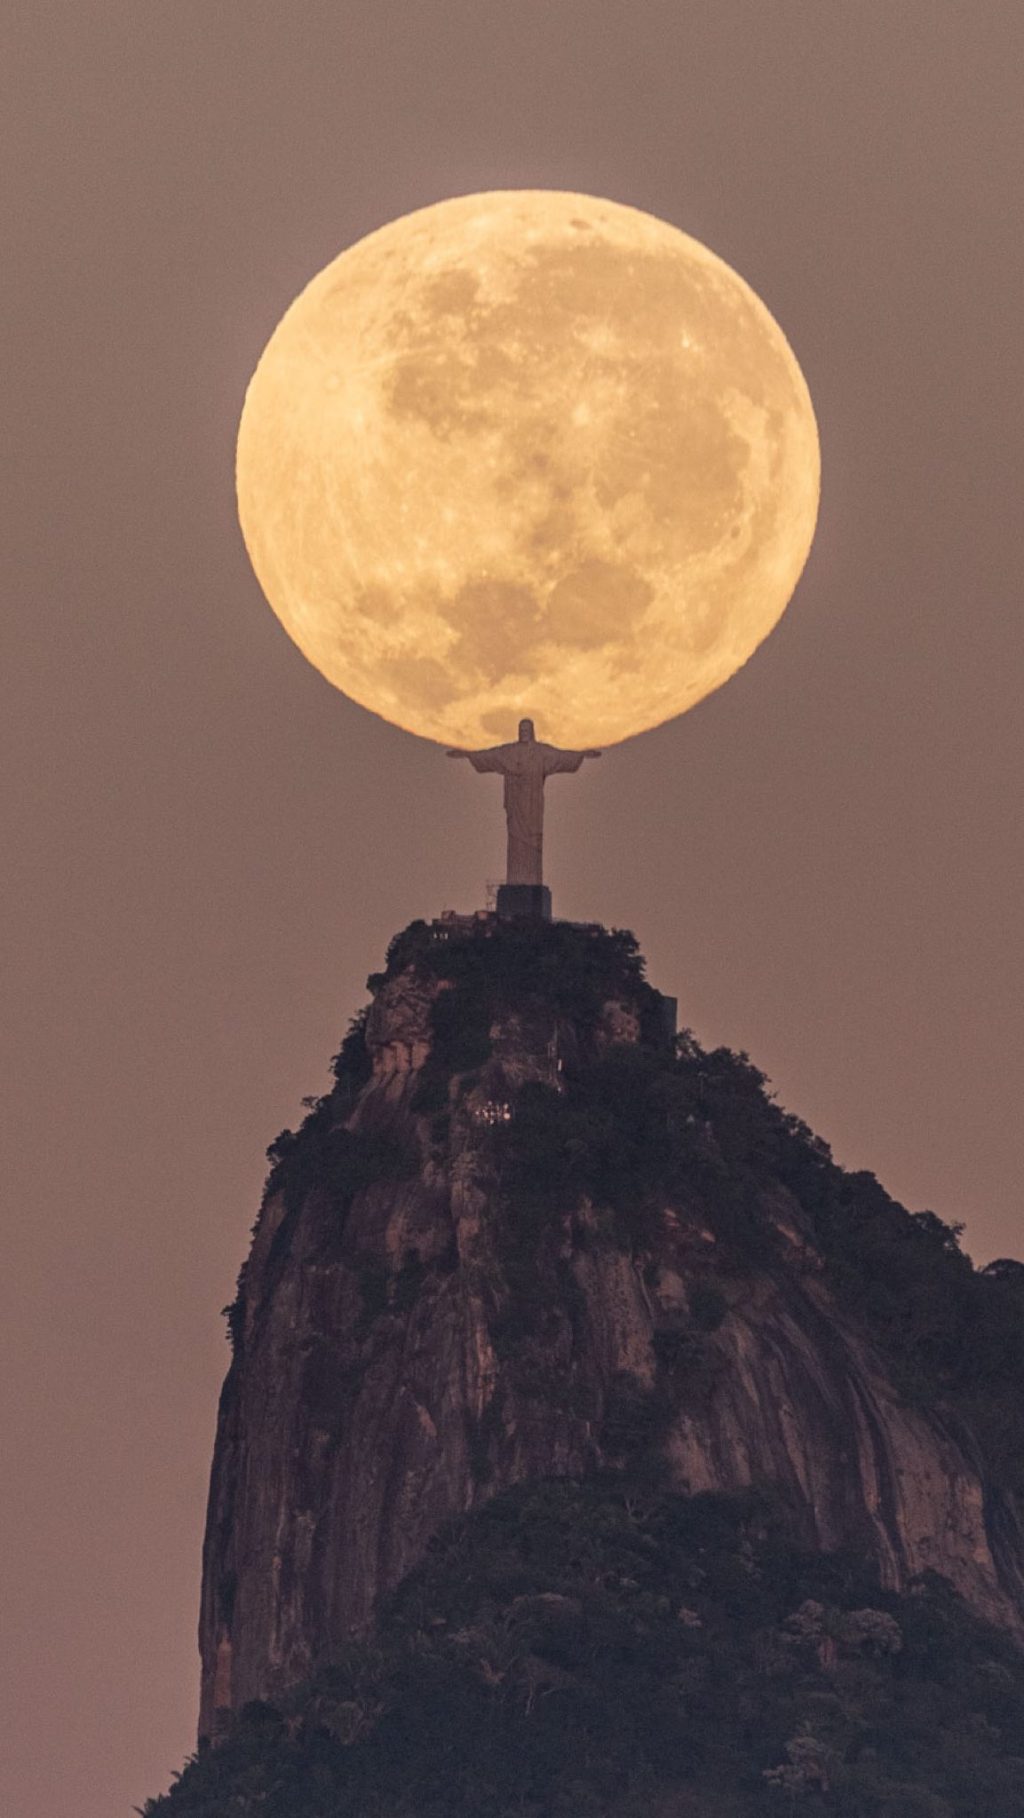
(465, 739), (588, 884)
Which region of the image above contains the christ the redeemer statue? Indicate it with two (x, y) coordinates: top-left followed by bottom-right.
(448, 718), (601, 886)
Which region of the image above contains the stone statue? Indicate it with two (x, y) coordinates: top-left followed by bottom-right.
(447, 718), (601, 885)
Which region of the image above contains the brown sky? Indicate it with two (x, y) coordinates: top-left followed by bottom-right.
(2, 4), (1022, 1814)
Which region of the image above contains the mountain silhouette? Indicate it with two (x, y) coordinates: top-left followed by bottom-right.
(144, 916), (1024, 1816)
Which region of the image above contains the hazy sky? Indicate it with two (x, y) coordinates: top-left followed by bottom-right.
(3, 5), (1022, 1814)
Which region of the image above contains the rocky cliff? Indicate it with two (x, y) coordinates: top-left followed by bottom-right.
(198, 915), (1024, 1739)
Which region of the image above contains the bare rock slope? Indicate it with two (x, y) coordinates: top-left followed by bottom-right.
(199, 917), (1024, 1736)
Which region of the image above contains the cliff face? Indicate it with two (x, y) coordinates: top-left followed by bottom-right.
(198, 918), (1024, 1737)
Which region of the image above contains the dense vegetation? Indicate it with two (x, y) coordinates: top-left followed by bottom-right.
(144, 1478), (1024, 1818)
(192, 917), (1024, 1816)
(377, 916), (664, 1034)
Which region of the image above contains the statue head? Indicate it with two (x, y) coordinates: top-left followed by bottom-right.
(518, 718), (535, 742)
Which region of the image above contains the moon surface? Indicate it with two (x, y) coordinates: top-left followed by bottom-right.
(237, 191), (820, 749)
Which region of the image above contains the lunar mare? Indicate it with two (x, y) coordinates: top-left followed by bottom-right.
(237, 190), (820, 748)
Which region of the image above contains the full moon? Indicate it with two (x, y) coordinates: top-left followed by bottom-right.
(237, 191), (819, 748)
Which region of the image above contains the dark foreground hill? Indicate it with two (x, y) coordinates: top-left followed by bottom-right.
(144, 1476), (1024, 1818)
(145, 917), (1024, 1815)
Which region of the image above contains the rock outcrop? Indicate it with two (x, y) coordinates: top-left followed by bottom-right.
(198, 917), (1024, 1737)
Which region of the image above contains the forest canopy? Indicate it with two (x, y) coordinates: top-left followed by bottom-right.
(143, 1478), (1024, 1818)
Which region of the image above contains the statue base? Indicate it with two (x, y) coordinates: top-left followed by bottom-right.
(496, 884), (552, 921)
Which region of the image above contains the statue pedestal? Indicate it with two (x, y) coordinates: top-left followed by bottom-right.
(496, 884), (552, 921)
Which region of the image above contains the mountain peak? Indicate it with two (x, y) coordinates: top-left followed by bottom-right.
(200, 917), (1024, 1745)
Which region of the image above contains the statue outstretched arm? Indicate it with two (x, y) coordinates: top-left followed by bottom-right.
(541, 746), (603, 775)
(446, 745), (512, 774)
